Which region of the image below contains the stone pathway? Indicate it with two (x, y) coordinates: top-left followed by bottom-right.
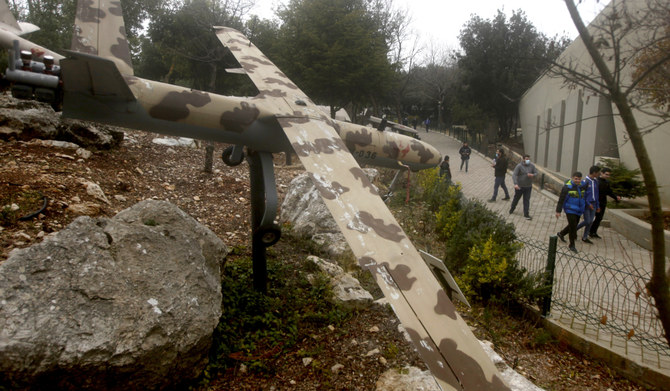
(417, 129), (670, 380)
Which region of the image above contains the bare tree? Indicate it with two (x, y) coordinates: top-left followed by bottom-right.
(554, 0), (670, 347)
(364, 0), (421, 121)
(414, 41), (458, 129)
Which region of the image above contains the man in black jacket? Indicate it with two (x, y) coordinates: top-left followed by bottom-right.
(459, 142), (471, 172)
(589, 167), (620, 238)
(439, 155), (452, 182)
(488, 148), (510, 202)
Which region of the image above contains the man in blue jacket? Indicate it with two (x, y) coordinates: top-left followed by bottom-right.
(556, 172), (587, 252)
(576, 165), (601, 244)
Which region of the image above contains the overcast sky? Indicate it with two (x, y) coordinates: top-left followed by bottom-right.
(250, 0), (609, 50)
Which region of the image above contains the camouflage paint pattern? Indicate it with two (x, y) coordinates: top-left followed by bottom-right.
(216, 27), (511, 391)
(71, 0), (133, 75)
(63, 2), (507, 387)
(66, 0), (440, 171)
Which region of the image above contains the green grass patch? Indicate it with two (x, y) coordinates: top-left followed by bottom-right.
(0, 189), (45, 226)
(197, 232), (354, 385)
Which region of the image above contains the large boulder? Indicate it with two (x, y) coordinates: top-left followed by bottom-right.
(0, 97), (59, 140)
(58, 118), (124, 149)
(280, 169), (379, 257)
(0, 94), (124, 148)
(0, 200), (227, 390)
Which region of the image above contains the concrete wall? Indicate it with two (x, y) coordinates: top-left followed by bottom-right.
(518, 0), (670, 206)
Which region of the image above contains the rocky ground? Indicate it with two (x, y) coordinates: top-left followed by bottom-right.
(0, 103), (654, 390)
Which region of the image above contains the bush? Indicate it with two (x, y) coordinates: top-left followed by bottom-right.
(443, 199), (518, 275)
(416, 168), (462, 212)
(599, 158), (646, 199)
(456, 235), (547, 305)
(201, 246), (352, 383)
(458, 236), (512, 299)
(390, 169), (543, 306)
(434, 186), (463, 239)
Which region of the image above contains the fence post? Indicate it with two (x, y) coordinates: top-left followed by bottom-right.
(542, 235), (558, 317)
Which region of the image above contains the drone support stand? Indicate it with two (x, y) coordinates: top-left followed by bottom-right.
(247, 149), (281, 294)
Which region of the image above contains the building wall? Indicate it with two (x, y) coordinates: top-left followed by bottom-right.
(518, 0), (670, 206)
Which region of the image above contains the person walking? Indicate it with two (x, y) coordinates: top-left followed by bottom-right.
(458, 142), (471, 172)
(488, 148), (510, 202)
(556, 172), (587, 253)
(424, 118), (431, 132)
(589, 167), (620, 238)
(576, 165), (601, 244)
(439, 155), (452, 183)
(509, 154), (538, 220)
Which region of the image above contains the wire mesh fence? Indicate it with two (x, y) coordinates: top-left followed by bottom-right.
(516, 235), (670, 364)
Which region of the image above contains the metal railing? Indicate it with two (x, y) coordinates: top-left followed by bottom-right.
(516, 235), (670, 363)
(447, 127), (488, 154)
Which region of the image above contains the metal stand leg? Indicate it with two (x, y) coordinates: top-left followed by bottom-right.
(247, 150), (281, 294)
(383, 170), (402, 202)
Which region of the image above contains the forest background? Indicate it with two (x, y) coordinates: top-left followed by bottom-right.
(7, 0), (571, 140)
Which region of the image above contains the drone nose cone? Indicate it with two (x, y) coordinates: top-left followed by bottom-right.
(425, 142), (442, 166)
(410, 138), (441, 169)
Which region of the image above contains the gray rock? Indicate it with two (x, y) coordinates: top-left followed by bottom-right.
(58, 118), (124, 149)
(280, 169), (379, 257)
(307, 255), (373, 305)
(152, 137), (199, 148)
(374, 342), (546, 391)
(479, 340), (545, 391)
(0, 200), (227, 390)
(280, 173), (341, 237)
(375, 366), (441, 391)
(0, 104), (59, 140)
(0, 95), (124, 148)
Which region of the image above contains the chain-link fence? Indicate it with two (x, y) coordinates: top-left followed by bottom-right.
(516, 235), (670, 364)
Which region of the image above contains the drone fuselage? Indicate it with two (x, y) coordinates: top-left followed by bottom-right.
(62, 67), (441, 172)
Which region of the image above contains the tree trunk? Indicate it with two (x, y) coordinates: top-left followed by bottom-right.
(208, 63), (217, 92)
(565, 0), (670, 348)
(204, 142), (214, 174)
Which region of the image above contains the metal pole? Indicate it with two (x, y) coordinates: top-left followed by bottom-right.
(247, 150), (281, 294)
(542, 235), (558, 317)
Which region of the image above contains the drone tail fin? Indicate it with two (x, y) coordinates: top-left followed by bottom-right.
(71, 0), (134, 76)
(0, 0), (21, 33)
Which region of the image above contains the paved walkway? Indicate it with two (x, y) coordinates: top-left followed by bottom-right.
(417, 130), (670, 382)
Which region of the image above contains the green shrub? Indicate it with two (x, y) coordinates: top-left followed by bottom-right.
(414, 167), (465, 239)
(455, 235), (543, 305)
(443, 199), (517, 275)
(202, 250), (352, 383)
(434, 184), (463, 239)
(416, 168), (461, 212)
(389, 168), (544, 307)
(599, 158), (646, 199)
(458, 236), (512, 297)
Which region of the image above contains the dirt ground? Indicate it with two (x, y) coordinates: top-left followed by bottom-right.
(0, 125), (655, 390)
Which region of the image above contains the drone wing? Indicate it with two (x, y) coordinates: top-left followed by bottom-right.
(216, 27), (509, 391)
